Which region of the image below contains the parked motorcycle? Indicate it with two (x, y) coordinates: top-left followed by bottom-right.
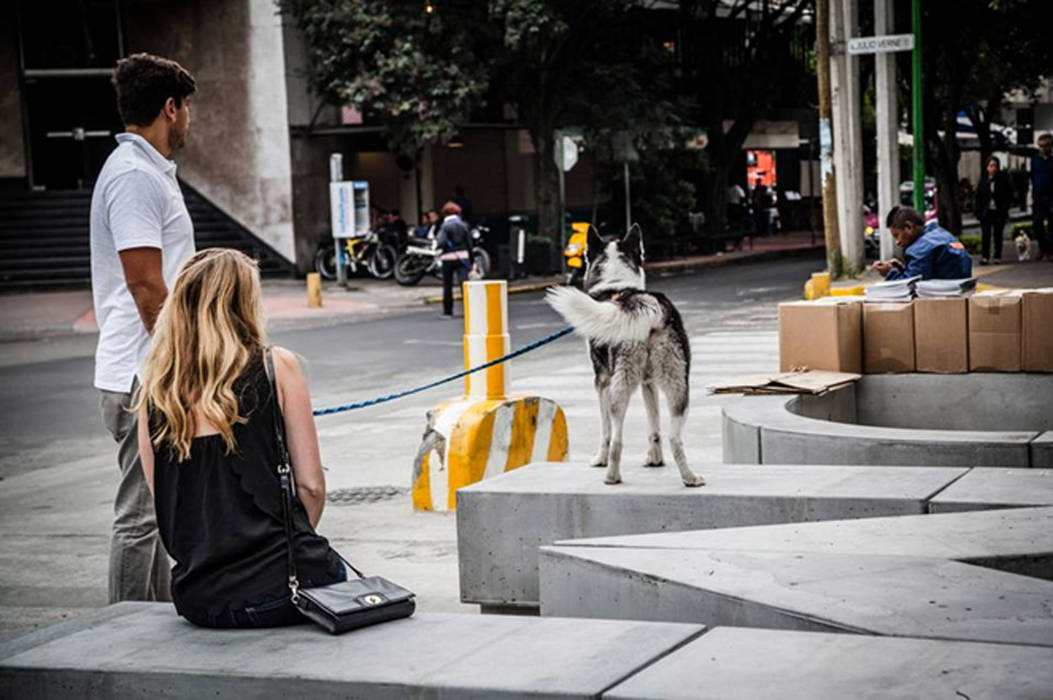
(562, 222), (591, 287)
(314, 231), (398, 280)
(393, 225), (492, 287)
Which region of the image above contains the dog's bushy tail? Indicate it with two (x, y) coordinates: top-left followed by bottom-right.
(546, 287), (663, 344)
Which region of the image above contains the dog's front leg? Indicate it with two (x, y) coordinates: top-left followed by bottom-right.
(590, 383), (612, 467)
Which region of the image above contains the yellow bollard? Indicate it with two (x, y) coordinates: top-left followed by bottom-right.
(306, 272), (322, 308)
(412, 280), (568, 511)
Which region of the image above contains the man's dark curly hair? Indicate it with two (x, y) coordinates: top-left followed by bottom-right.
(112, 53), (196, 127)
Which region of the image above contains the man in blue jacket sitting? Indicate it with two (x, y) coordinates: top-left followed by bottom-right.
(874, 206), (972, 280)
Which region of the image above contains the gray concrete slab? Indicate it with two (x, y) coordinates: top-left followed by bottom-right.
(552, 506), (1053, 579)
(853, 374), (1053, 432)
(0, 604), (704, 700)
(539, 546), (1053, 646)
(604, 626), (1053, 700)
(720, 409), (760, 463)
(456, 462), (968, 609)
(723, 394), (1037, 466)
(929, 468), (1053, 513)
(723, 386), (1045, 467)
(1032, 432), (1053, 468)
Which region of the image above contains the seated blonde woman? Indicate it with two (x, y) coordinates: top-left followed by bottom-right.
(136, 248), (345, 628)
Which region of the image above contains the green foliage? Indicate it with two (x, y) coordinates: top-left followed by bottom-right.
(1012, 220), (1034, 239)
(959, 234), (982, 255)
(278, 0), (490, 156)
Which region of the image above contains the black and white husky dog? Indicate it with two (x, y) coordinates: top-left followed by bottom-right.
(546, 225), (705, 487)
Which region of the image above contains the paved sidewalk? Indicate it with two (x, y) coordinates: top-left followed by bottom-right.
(0, 232), (823, 341)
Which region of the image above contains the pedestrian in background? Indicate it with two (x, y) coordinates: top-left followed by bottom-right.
(437, 201), (470, 317)
(90, 53), (197, 602)
(975, 155), (1012, 265)
(1030, 133), (1053, 261)
(135, 249), (345, 628)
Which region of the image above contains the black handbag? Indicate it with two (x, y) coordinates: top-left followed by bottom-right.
(266, 350), (416, 634)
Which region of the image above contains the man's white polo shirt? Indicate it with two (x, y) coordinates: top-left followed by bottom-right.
(90, 132), (195, 393)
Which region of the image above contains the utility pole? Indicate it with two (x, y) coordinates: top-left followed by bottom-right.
(831, 0), (864, 273)
(875, 0), (899, 260)
(911, 0), (925, 213)
(816, 0), (841, 277)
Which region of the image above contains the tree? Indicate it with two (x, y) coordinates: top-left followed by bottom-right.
(281, 0), (680, 241)
(911, 0), (1053, 234)
(279, 0), (491, 158)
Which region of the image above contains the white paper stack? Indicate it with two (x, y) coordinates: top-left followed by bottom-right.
(864, 275), (920, 302)
(916, 278), (977, 298)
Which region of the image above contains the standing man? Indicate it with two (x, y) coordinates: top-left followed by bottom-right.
(91, 53), (197, 602)
(1030, 133), (1053, 261)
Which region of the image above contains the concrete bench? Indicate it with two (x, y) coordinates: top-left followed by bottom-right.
(0, 603), (704, 700)
(723, 394), (1044, 467)
(604, 627), (1053, 699)
(929, 468), (1053, 513)
(456, 461), (969, 612)
(538, 507), (1053, 647)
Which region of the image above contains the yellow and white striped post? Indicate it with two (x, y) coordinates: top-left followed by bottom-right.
(463, 281), (510, 400)
(412, 280), (568, 511)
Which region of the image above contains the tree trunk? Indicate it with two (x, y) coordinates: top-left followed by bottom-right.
(815, 0), (842, 276)
(928, 102), (962, 235)
(532, 122), (560, 246)
(704, 115), (754, 235)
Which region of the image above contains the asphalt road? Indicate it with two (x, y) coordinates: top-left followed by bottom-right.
(0, 254), (821, 479)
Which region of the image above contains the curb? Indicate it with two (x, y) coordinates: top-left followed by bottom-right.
(646, 244), (825, 276)
(422, 245), (824, 303)
(423, 279), (560, 305)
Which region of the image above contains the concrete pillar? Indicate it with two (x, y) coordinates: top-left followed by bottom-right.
(830, 0), (865, 271)
(874, 0), (900, 260)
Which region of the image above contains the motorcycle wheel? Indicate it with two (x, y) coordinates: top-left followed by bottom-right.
(471, 247), (492, 279)
(314, 246), (337, 280)
(394, 254), (428, 286)
(368, 244), (398, 279)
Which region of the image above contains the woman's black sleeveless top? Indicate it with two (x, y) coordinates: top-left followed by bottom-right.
(152, 350), (341, 618)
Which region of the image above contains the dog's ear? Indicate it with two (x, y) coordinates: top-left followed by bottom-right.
(619, 223), (644, 263)
(586, 224), (605, 262)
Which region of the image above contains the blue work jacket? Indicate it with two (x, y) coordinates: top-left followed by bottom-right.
(885, 222), (972, 280)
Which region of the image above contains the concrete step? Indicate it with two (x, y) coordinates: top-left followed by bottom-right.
(605, 627), (1053, 700)
(456, 462), (970, 612)
(0, 603), (704, 700)
(930, 468), (1053, 512)
(547, 505), (1053, 580)
(539, 545), (1053, 646)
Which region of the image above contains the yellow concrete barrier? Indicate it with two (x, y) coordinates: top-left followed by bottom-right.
(412, 280), (568, 511)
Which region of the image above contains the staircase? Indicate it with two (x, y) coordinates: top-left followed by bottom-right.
(0, 184), (291, 292)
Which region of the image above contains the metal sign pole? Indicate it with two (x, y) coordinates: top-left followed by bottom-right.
(623, 162), (632, 230)
(330, 153), (347, 288)
(911, 0), (925, 213)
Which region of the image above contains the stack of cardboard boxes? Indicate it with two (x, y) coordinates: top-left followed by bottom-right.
(778, 290), (1053, 374)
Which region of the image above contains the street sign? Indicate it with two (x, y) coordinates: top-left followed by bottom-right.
(555, 135), (579, 171)
(330, 180), (370, 238)
(847, 33), (914, 55)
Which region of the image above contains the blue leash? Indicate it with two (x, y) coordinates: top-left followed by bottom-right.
(312, 326), (575, 416)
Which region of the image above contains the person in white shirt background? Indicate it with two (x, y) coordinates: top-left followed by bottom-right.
(90, 53), (197, 602)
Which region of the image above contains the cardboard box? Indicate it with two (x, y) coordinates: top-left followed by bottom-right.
(969, 291), (1021, 372)
(913, 297), (968, 373)
(863, 302), (915, 373)
(1022, 288), (1053, 372)
(778, 299), (862, 373)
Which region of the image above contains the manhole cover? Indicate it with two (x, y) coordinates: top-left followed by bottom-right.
(327, 486), (409, 506)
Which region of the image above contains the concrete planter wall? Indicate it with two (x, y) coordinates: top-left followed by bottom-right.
(722, 374), (1053, 467)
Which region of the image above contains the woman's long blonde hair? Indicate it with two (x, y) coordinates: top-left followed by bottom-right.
(137, 248), (265, 462)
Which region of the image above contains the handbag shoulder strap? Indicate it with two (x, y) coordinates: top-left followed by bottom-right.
(264, 348), (364, 595)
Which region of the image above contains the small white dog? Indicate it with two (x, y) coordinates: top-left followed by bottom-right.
(1015, 233), (1031, 261)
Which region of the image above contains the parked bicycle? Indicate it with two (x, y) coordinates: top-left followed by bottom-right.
(394, 225), (491, 286)
(314, 231), (398, 280)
